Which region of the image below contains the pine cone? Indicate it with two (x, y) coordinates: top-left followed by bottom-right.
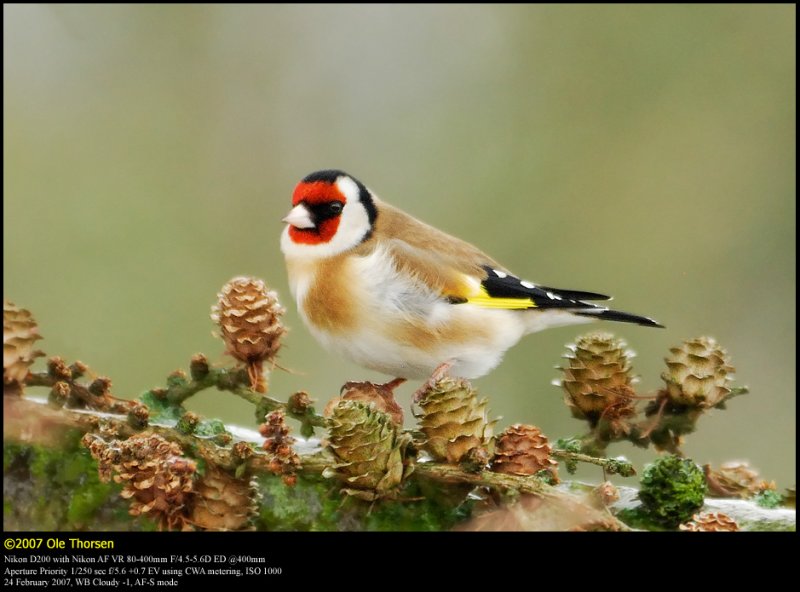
(211, 277), (286, 392)
(557, 333), (637, 424)
(662, 336), (734, 408)
(259, 410), (300, 485)
(287, 391), (314, 416)
(324, 400), (412, 500)
(491, 424), (558, 481)
(191, 464), (257, 531)
(127, 404), (150, 429)
(325, 379), (405, 426)
(177, 411), (201, 435)
(3, 300), (44, 390)
(414, 377), (495, 464)
(679, 512), (739, 532)
(83, 433), (196, 530)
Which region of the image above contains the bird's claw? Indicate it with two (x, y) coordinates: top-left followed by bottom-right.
(413, 361), (454, 402)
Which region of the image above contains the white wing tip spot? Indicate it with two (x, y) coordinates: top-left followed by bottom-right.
(493, 269), (508, 278)
(520, 280), (535, 289)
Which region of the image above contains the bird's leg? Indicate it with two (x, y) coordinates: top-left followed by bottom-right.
(428, 360), (455, 384)
(381, 378), (407, 391)
(413, 360), (455, 402)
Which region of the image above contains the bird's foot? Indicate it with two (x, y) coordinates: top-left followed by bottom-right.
(413, 360), (454, 403)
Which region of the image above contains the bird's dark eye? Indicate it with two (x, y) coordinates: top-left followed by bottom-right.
(328, 201), (344, 215)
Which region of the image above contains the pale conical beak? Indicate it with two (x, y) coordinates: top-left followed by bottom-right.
(282, 204), (315, 229)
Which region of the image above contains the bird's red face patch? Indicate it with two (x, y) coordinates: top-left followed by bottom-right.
(289, 218), (341, 245)
(288, 181), (346, 245)
(292, 181), (345, 206)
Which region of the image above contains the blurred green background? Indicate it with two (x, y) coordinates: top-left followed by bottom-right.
(4, 5), (795, 488)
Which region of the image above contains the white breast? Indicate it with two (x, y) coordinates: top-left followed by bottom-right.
(286, 244), (535, 379)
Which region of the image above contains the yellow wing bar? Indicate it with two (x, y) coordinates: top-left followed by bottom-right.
(464, 286), (536, 310)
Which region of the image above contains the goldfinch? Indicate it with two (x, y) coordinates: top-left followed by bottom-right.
(281, 169), (663, 382)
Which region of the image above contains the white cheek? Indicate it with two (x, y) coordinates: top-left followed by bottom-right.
(329, 202), (370, 254)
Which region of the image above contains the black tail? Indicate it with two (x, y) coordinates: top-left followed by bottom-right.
(576, 308), (664, 328)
